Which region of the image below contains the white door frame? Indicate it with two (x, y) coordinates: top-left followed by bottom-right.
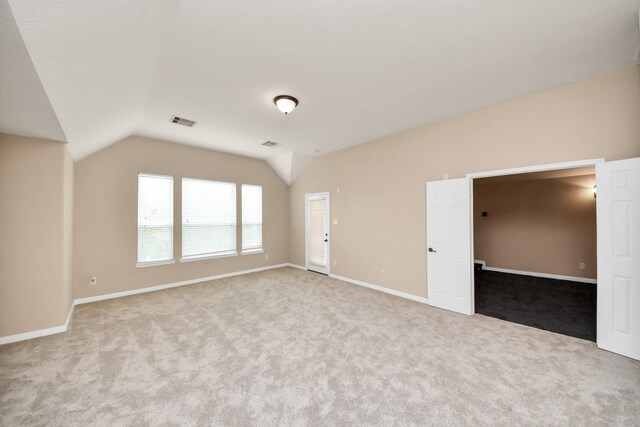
(305, 192), (330, 274)
(464, 158), (604, 314)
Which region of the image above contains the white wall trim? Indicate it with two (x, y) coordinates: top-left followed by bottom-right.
(466, 158), (605, 179)
(475, 260), (596, 284)
(241, 249), (264, 256)
(74, 263), (290, 305)
(136, 259), (175, 268)
(65, 302), (75, 328)
(1, 264), (292, 345)
(180, 251), (238, 263)
(2, 265), (432, 345)
(329, 273), (429, 304)
(0, 302), (75, 345)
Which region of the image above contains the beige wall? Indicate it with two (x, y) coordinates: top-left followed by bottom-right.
(2, 66), (639, 337)
(0, 133), (73, 336)
(289, 66), (640, 298)
(73, 136), (289, 299)
(474, 175), (597, 279)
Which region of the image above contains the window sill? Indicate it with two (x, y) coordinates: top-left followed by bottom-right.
(136, 259), (175, 268)
(241, 248), (264, 255)
(180, 251), (238, 263)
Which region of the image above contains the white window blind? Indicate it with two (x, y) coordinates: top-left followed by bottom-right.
(242, 184), (262, 253)
(138, 173), (174, 265)
(309, 198), (326, 266)
(182, 178), (237, 260)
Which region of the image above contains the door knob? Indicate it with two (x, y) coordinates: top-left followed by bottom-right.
(428, 247), (436, 253)
(324, 239), (328, 242)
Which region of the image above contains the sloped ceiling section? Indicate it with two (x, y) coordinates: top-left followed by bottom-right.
(267, 151), (315, 185)
(266, 152), (296, 186)
(8, 0), (179, 159)
(1, 1), (639, 185)
(0, 0), (65, 142)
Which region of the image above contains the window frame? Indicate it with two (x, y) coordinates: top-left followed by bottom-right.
(180, 176), (238, 262)
(241, 183), (263, 255)
(136, 173), (175, 268)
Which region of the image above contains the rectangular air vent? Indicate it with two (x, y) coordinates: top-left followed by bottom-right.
(262, 141), (279, 148)
(170, 116), (196, 127)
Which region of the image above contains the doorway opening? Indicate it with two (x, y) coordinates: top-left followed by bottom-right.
(472, 167), (597, 341)
(427, 156), (639, 359)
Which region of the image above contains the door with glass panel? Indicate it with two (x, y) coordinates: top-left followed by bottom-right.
(305, 192), (330, 274)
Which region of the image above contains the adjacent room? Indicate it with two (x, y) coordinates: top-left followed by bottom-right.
(473, 168), (597, 341)
(1, 1), (640, 425)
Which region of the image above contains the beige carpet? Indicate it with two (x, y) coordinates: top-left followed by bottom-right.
(1, 267), (639, 425)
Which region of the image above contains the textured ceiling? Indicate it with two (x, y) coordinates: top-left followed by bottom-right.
(1, 1), (639, 184)
(0, 1), (65, 142)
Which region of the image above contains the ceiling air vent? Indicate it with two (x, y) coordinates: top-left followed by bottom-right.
(170, 116), (196, 127)
(262, 141), (279, 148)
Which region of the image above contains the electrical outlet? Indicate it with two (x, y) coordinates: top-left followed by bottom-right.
(380, 270), (385, 277)
(333, 219), (338, 225)
(89, 276), (97, 286)
(442, 172), (449, 180)
(265, 253), (269, 260)
(333, 259), (338, 266)
(336, 187), (341, 194)
(579, 262), (585, 270)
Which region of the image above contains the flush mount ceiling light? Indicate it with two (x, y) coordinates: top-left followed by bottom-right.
(273, 95), (298, 115)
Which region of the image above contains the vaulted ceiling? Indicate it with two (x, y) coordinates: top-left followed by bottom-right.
(1, 0), (638, 184)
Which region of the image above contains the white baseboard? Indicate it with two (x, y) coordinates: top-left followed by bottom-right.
(0, 302), (75, 345)
(329, 273), (428, 305)
(65, 302), (75, 328)
(475, 260), (596, 284)
(286, 263), (307, 270)
(1, 264), (291, 345)
(74, 263), (290, 305)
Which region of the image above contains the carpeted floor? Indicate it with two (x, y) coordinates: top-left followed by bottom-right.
(1, 267), (639, 425)
(474, 266), (597, 341)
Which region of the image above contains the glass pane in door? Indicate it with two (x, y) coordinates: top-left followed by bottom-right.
(309, 198), (326, 266)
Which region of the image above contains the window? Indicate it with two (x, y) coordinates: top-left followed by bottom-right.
(182, 178), (237, 261)
(137, 174), (174, 266)
(242, 184), (263, 253)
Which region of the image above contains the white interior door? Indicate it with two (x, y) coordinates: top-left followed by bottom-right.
(426, 178), (473, 315)
(597, 157), (640, 361)
(306, 192), (330, 274)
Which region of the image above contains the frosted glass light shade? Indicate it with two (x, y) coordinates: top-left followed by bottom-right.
(274, 95), (298, 115)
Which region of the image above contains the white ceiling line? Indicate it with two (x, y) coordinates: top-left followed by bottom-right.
(1, 1), (638, 170)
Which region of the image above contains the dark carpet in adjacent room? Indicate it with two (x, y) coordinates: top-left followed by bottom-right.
(474, 265), (597, 341)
